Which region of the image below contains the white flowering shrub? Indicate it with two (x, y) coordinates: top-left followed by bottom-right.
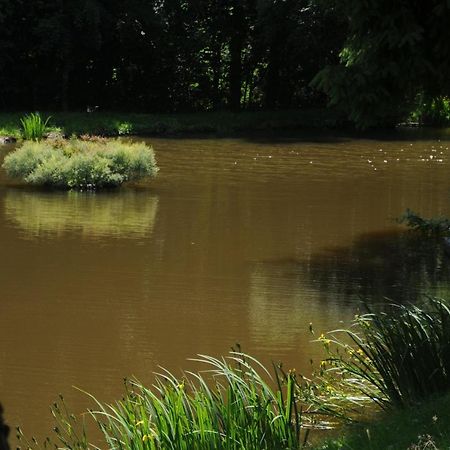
(2, 139), (158, 189)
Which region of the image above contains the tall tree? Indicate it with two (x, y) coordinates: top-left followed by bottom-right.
(312, 0), (450, 128)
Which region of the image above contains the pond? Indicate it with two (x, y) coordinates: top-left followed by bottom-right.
(1, 129), (450, 442)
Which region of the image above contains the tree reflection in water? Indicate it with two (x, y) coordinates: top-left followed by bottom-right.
(303, 229), (450, 304)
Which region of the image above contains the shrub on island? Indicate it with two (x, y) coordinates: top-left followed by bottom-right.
(2, 139), (158, 189)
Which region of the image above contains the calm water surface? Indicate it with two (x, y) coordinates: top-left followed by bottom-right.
(1, 130), (450, 441)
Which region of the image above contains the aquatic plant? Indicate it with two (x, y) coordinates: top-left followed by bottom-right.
(317, 297), (450, 411)
(2, 139), (158, 190)
(18, 352), (311, 450)
(397, 209), (450, 236)
(20, 112), (51, 141)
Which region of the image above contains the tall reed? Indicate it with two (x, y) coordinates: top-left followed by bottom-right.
(18, 352), (310, 450)
(20, 113), (51, 141)
(318, 297), (450, 410)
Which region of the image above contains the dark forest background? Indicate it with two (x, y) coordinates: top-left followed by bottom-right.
(0, 0), (449, 127)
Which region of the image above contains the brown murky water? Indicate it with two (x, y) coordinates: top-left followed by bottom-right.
(1, 130), (450, 442)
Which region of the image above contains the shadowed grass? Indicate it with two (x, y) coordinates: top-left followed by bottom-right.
(315, 391), (450, 450)
(315, 297), (450, 413)
(0, 109), (345, 138)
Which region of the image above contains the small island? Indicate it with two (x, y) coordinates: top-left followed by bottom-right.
(2, 137), (158, 190)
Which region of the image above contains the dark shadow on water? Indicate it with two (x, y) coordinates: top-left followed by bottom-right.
(130, 127), (450, 147)
(234, 127), (450, 145)
(302, 229), (450, 304)
(0, 404), (10, 450)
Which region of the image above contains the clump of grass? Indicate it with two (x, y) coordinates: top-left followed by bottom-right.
(316, 297), (450, 412)
(2, 139), (158, 190)
(88, 353), (304, 450)
(316, 391), (450, 450)
(20, 112), (52, 141)
(18, 352), (314, 450)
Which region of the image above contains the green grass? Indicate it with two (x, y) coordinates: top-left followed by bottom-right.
(315, 392), (450, 450)
(14, 299), (450, 449)
(18, 352), (311, 450)
(20, 112), (51, 141)
(2, 138), (158, 189)
(0, 109), (344, 138)
(314, 298), (450, 413)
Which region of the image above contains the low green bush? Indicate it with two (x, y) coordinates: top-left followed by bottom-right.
(2, 139), (158, 189)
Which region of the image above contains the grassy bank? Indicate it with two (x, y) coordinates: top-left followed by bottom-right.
(13, 297), (450, 449)
(316, 392), (450, 449)
(0, 109), (344, 138)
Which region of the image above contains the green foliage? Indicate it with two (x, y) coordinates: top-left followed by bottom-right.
(398, 209), (450, 236)
(19, 352), (311, 450)
(0, 110), (345, 139)
(317, 391), (450, 450)
(312, 0), (450, 128)
(0, 0), (344, 112)
(116, 121), (133, 135)
(316, 298), (450, 411)
(20, 113), (51, 141)
(2, 139), (158, 189)
(411, 96), (450, 126)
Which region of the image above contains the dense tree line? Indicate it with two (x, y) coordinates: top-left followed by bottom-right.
(0, 0), (449, 126)
(313, 0), (450, 127)
(0, 0), (344, 113)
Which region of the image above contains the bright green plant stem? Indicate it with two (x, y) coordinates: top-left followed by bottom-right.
(20, 112), (51, 141)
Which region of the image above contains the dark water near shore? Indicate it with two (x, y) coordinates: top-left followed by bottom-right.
(1, 130), (450, 442)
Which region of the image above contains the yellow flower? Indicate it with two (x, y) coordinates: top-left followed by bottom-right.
(142, 432), (156, 442)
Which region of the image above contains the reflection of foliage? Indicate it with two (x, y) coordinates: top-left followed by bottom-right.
(398, 209), (450, 236)
(303, 230), (450, 304)
(4, 190), (158, 239)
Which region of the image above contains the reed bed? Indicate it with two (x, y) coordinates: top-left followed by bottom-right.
(318, 297), (450, 410)
(17, 299), (450, 449)
(18, 352), (312, 450)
